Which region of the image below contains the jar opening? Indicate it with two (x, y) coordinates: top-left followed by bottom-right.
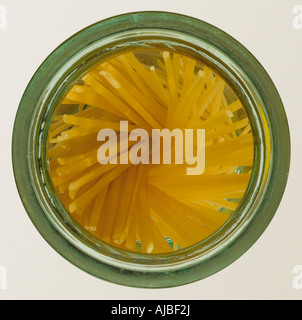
(44, 46), (255, 257)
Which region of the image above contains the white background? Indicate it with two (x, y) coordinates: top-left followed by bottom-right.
(0, 0), (301, 300)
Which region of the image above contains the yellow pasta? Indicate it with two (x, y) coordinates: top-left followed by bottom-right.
(46, 49), (254, 254)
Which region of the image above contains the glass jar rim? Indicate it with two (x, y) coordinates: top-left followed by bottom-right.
(12, 11), (290, 288)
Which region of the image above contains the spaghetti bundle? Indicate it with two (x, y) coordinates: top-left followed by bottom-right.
(47, 50), (254, 253)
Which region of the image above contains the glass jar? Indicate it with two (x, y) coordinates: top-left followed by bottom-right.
(12, 11), (290, 288)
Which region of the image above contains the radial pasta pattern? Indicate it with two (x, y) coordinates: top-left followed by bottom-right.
(46, 49), (254, 254)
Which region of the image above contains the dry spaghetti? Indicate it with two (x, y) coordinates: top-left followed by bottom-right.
(46, 49), (254, 254)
